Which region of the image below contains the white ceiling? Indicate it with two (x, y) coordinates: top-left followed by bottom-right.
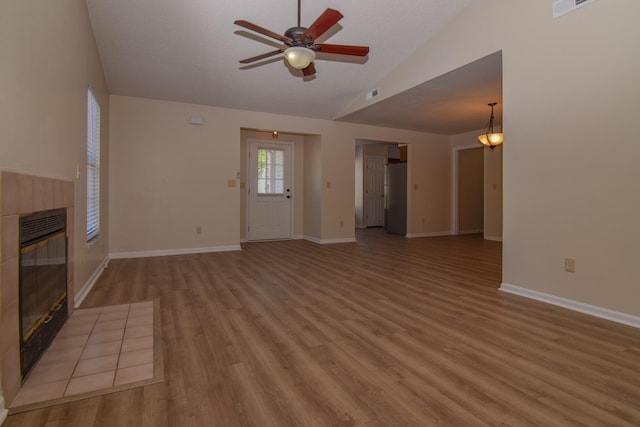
(338, 51), (503, 134)
(85, 0), (502, 134)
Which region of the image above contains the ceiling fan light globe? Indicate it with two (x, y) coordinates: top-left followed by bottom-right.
(284, 47), (315, 69)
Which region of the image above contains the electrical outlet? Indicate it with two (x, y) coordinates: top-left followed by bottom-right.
(196, 226), (202, 235)
(564, 257), (576, 273)
(340, 220), (344, 227)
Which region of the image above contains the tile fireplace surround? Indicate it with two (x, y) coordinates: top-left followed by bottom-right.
(0, 169), (75, 410)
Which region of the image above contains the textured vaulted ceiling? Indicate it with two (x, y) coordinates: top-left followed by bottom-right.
(338, 51), (503, 134)
(85, 0), (501, 134)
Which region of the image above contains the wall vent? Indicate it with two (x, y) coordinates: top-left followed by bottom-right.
(20, 209), (66, 245)
(552, 0), (595, 18)
(366, 88), (380, 101)
(189, 116), (204, 125)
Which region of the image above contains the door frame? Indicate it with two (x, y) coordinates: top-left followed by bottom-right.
(246, 139), (295, 241)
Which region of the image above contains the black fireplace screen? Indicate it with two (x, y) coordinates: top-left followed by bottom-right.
(19, 208), (68, 377)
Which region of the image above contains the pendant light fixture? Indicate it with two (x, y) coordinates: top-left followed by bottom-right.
(478, 102), (504, 149)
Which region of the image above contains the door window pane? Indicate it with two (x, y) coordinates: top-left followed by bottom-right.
(257, 148), (284, 194)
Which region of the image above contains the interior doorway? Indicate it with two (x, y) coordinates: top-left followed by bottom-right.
(457, 147), (484, 234)
(452, 145), (484, 236)
(452, 143), (503, 240)
(355, 140), (407, 236)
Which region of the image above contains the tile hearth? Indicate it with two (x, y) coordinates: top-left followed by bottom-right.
(10, 301), (156, 409)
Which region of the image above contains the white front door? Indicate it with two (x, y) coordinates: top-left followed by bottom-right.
(248, 141), (293, 240)
(365, 156), (386, 227)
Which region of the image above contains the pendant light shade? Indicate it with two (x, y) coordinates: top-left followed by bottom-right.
(284, 46), (316, 69)
(478, 102), (504, 149)
(478, 132), (504, 146)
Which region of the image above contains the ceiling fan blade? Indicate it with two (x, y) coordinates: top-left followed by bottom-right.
(314, 44), (369, 56)
(302, 8), (343, 42)
(234, 20), (293, 44)
(239, 49), (284, 64)
(302, 62), (316, 76)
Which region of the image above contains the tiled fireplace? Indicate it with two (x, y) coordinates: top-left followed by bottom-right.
(0, 170), (75, 405)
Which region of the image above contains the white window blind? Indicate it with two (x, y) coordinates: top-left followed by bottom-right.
(87, 87), (100, 242)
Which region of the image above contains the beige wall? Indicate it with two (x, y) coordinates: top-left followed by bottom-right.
(318, 130), (357, 240)
(408, 137), (451, 236)
(0, 0), (110, 286)
(108, 96), (241, 254)
(354, 144), (364, 228)
(484, 145), (503, 241)
(350, 0), (640, 316)
(303, 135), (322, 240)
(502, 0), (640, 316)
(109, 96), (453, 250)
(457, 148), (484, 233)
(0, 0), (109, 407)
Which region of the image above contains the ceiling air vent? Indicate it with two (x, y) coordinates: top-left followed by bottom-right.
(366, 88), (380, 101)
(553, 0), (596, 18)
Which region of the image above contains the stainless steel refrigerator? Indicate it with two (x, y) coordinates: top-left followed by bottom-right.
(385, 162), (407, 235)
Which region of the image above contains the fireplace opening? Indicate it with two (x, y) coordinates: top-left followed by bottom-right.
(19, 208), (69, 378)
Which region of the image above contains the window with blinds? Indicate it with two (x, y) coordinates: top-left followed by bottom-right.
(86, 87), (100, 243)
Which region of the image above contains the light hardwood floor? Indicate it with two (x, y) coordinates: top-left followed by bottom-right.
(6, 230), (640, 426)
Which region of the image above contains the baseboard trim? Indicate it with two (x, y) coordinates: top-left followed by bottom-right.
(458, 229), (483, 235)
(484, 235), (503, 242)
(322, 237), (357, 244)
(74, 256), (109, 308)
(303, 236), (357, 244)
(500, 283), (640, 329)
(110, 245), (242, 260)
(0, 396), (8, 426)
(405, 231), (450, 238)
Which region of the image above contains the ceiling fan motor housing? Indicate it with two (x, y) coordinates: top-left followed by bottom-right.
(284, 26), (311, 47)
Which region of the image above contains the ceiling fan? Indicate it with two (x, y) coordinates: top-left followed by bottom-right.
(234, 0), (369, 76)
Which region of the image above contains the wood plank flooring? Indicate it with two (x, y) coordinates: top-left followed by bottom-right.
(6, 229), (640, 426)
